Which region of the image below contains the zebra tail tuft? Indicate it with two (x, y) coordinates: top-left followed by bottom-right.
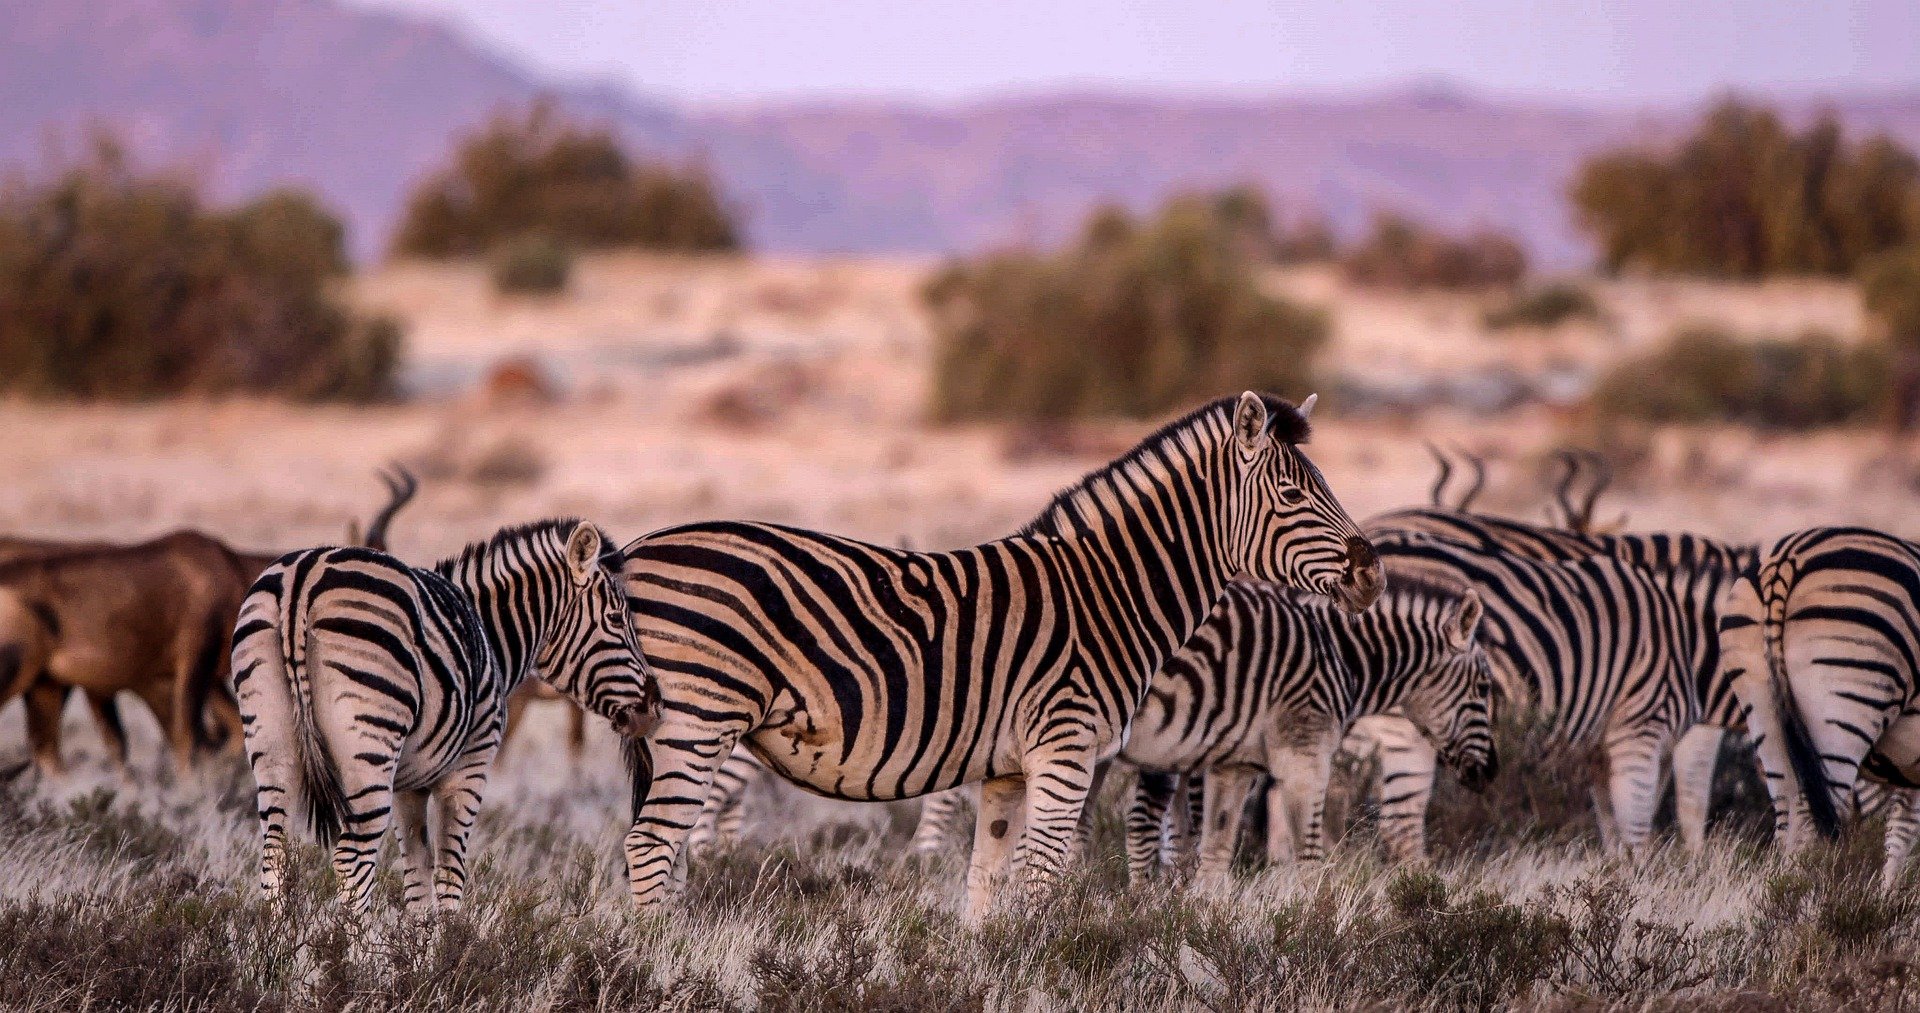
(1763, 559), (1840, 840)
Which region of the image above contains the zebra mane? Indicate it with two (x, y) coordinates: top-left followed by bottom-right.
(433, 518), (619, 578)
(1019, 393), (1310, 537)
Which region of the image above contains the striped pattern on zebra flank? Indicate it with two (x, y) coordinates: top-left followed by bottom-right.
(1729, 527), (1920, 854)
(1121, 573), (1494, 883)
(1357, 508), (1756, 853)
(620, 392), (1381, 919)
(231, 519), (659, 915)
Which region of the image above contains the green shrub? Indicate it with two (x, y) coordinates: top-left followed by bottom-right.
(926, 192), (1329, 421)
(1484, 283), (1601, 330)
(1593, 327), (1888, 429)
(1574, 99), (1920, 277)
(0, 142), (399, 401)
(393, 100), (738, 259)
(489, 235), (572, 295)
(1341, 211), (1528, 290)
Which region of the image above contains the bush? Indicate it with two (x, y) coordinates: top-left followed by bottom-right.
(392, 100), (738, 259)
(926, 191), (1329, 421)
(1861, 245), (1920, 429)
(0, 142), (399, 401)
(1574, 99), (1920, 277)
(489, 235), (572, 295)
(1484, 283), (1602, 331)
(1341, 211), (1528, 289)
(1593, 327), (1888, 429)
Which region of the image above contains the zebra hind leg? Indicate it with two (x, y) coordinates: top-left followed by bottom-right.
(1671, 725), (1726, 853)
(1194, 767), (1257, 885)
(394, 789), (435, 917)
(688, 747), (762, 857)
(911, 786), (971, 856)
(430, 760), (494, 913)
(1125, 772), (1177, 884)
(1881, 786), (1920, 890)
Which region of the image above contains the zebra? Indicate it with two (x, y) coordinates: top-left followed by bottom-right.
(619, 392), (1382, 919)
(231, 519), (661, 915)
(1119, 573), (1495, 884)
(1726, 526), (1920, 880)
(1349, 509), (1755, 856)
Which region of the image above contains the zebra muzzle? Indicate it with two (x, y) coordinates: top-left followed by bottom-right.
(1332, 536), (1385, 612)
(610, 701), (660, 739)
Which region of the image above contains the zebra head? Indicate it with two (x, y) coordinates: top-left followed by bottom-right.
(1226, 391), (1383, 613)
(535, 522), (661, 739)
(1392, 588), (1498, 791)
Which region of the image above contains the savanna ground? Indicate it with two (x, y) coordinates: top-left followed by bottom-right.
(4, 254), (1920, 1010)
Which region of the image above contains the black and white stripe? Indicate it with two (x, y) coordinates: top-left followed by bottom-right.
(1352, 509), (1755, 855)
(1120, 574), (1494, 882)
(232, 520), (658, 914)
(620, 392), (1381, 918)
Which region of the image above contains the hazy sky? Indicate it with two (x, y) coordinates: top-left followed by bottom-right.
(361, 0), (1920, 107)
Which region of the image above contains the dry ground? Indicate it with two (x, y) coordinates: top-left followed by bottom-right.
(3, 255), (1919, 1009)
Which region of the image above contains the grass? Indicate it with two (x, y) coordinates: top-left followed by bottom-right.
(3, 723), (1919, 1011)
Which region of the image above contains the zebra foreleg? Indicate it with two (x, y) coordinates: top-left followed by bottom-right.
(688, 747), (763, 856)
(1194, 767), (1257, 885)
(911, 786), (971, 856)
(1603, 731), (1675, 852)
(430, 760), (493, 912)
(1013, 753), (1097, 905)
(626, 726), (741, 908)
(1671, 724), (1726, 852)
(964, 775), (1027, 923)
(1269, 732), (1337, 863)
(1366, 716), (1436, 863)
(1125, 771), (1178, 884)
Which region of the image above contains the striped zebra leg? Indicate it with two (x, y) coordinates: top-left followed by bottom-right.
(1269, 732), (1337, 863)
(1882, 787), (1920, 890)
(1602, 729), (1676, 852)
(910, 787), (971, 855)
(1363, 717), (1437, 864)
(965, 776), (1028, 923)
(1195, 767), (1257, 884)
(627, 724), (745, 908)
(330, 763), (402, 915)
(394, 790), (434, 915)
(430, 760), (493, 912)
(232, 609), (299, 903)
(1011, 746), (1101, 902)
(688, 748), (762, 855)
(1125, 772), (1179, 883)
(1671, 724), (1725, 852)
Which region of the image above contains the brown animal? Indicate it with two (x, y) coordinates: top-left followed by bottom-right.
(0, 467), (420, 776)
(503, 681), (588, 762)
(1548, 449), (1627, 534)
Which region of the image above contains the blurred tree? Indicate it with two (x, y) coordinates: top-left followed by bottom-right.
(0, 138), (397, 401)
(1340, 211), (1527, 289)
(1861, 246), (1920, 430)
(392, 99), (739, 259)
(1574, 99), (1920, 277)
(927, 190), (1327, 421)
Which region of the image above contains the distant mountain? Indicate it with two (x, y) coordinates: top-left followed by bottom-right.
(5, 0), (1917, 265)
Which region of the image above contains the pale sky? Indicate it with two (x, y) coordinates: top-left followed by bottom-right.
(359, 0), (1920, 107)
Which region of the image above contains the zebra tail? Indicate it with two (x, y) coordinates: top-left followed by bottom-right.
(1763, 558), (1839, 840)
(283, 600), (350, 848)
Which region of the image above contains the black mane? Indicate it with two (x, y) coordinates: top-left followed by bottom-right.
(434, 518), (616, 577)
(1020, 393), (1310, 537)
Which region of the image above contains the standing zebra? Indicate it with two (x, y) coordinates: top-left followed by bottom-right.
(232, 520), (660, 915)
(1727, 527), (1920, 875)
(1121, 574), (1495, 884)
(1351, 510), (1755, 856)
(620, 392), (1381, 919)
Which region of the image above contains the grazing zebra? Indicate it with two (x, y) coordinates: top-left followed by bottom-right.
(1352, 509), (1755, 855)
(232, 519), (660, 915)
(1728, 527), (1920, 868)
(1120, 574), (1494, 883)
(621, 392), (1382, 919)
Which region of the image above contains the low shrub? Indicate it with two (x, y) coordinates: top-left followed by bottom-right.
(488, 235), (572, 295)
(0, 141), (400, 401)
(1484, 283), (1602, 330)
(926, 191), (1328, 421)
(1593, 327), (1889, 429)
(1341, 211), (1528, 290)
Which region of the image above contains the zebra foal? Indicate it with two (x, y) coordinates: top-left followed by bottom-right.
(232, 519), (660, 915)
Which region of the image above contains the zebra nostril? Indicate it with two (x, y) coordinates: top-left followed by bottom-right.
(1346, 536), (1379, 572)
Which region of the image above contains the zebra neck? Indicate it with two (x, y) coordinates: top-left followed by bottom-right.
(437, 526), (570, 692)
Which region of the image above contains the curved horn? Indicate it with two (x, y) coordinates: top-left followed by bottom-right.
(1299, 393), (1318, 418)
(1455, 444), (1487, 513)
(1426, 442), (1454, 509)
(1574, 450), (1612, 535)
(1550, 450), (1582, 530)
(363, 465), (420, 551)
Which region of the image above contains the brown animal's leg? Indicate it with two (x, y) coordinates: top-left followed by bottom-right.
(130, 682), (177, 773)
(501, 686), (533, 759)
(86, 692), (130, 771)
(204, 686), (244, 757)
(23, 679), (67, 777)
(567, 706), (586, 760)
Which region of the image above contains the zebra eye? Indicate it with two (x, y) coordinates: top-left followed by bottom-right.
(1278, 486), (1306, 506)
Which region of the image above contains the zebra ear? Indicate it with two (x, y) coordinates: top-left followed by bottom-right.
(1445, 590), (1484, 650)
(566, 522), (605, 584)
(1233, 391), (1269, 452)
